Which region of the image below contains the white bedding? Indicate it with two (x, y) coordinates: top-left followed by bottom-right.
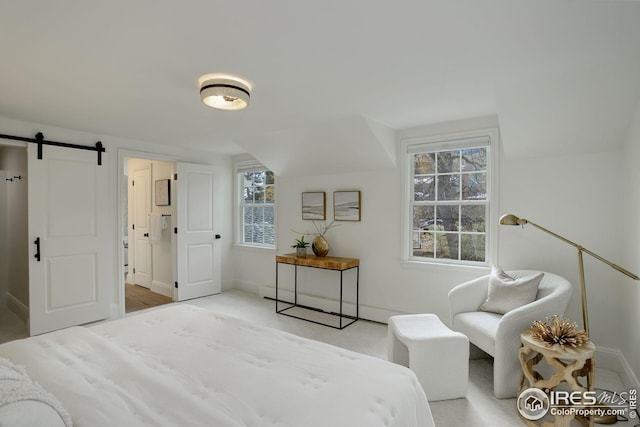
(0, 304), (434, 427)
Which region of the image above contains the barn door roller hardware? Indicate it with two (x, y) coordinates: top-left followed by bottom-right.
(0, 132), (105, 165)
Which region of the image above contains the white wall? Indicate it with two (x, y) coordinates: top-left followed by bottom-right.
(0, 115), (233, 317)
(232, 245), (276, 293)
(238, 118), (497, 322)
(232, 116), (628, 355)
(272, 168), (487, 321)
(621, 100), (640, 379)
(499, 149), (624, 348)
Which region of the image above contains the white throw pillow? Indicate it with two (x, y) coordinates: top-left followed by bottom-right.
(479, 266), (543, 314)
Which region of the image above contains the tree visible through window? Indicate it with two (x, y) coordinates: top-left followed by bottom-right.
(411, 141), (489, 263)
(240, 169), (275, 247)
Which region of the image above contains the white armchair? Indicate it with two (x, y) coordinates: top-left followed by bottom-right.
(448, 270), (572, 398)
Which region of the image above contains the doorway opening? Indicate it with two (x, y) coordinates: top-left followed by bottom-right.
(0, 144), (28, 341)
(123, 156), (175, 313)
(119, 154), (221, 316)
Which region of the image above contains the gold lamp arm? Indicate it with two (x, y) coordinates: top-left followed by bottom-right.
(499, 214), (640, 336)
(523, 219), (639, 280)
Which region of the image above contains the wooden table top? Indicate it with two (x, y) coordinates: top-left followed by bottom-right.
(520, 330), (595, 359)
(276, 253), (359, 271)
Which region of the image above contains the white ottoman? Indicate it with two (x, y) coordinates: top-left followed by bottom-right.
(388, 314), (469, 401)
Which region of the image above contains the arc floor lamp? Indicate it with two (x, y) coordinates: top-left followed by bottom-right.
(499, 214), (639, 337)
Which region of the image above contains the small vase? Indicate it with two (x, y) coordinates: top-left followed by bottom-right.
(296, 247), (307, 258)
(312, 235), (329, 257)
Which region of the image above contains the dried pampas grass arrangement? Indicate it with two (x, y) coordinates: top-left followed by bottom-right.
(530, 315), (590, 348)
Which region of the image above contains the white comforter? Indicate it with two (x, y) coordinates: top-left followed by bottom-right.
(0, 304), (434, 427)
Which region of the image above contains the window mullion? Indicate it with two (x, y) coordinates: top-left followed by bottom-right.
(457, 150), (462, 262)
(406, 138), (491, 265)
(236, 164), (275, 248)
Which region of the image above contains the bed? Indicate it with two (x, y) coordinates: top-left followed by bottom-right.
(0, 304), (434, 427)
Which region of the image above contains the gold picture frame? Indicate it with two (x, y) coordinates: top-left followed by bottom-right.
(155, 179), (171, 206)
(334, 190), (360, 221)
(302, 192), (326, 220)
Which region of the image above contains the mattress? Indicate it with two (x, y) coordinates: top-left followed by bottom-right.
(0, 304), (434, 427)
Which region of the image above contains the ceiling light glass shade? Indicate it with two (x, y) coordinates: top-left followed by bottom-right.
(198, 74), (252, 111)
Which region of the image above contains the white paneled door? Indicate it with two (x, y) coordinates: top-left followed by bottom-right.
(132, 166), (151, 288)
(175, 162), (220, 301)
(28, 144), (109, 336)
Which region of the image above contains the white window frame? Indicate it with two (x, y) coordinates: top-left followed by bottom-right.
(234, 159), (276, 249)
(401, 127), (499, 267)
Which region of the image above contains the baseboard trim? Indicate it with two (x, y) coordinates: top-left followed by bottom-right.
(151, 280), (173, 299)
(6, 292), (28, 323)
(235, 280), (260, 294)
(596, 346), (640, 392)
(258, 285), (402, 323)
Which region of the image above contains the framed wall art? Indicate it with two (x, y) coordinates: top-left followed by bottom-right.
(302, 192), (326, 220)
(155, 179), (171, 206)
(334, 190), (360, 221)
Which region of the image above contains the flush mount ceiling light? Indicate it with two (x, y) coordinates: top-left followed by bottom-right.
(198, 73), (252, 111)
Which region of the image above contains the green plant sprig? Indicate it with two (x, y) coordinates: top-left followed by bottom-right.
(291, 236), (310, 248)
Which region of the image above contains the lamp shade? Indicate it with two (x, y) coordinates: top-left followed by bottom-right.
(198, 74), (252, 111)
(499, 214), (527, 226)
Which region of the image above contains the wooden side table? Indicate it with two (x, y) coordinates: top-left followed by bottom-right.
(519, 330), (596, 427)
(275, 253), (359, 329)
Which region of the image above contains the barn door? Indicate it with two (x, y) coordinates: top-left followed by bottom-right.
(175, 162), (220, 301)
(28, 144), (109, 335)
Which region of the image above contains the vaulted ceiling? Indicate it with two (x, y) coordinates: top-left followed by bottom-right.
(1, 1), (639, 175)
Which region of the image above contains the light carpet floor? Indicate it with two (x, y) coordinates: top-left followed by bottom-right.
(0, 289), (636, 426)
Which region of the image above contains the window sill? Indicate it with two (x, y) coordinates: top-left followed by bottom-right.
(233, 243), (276, 252)
(400, 259), (490, 274)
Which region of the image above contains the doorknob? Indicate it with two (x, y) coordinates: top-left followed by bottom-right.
(144, 233), (149, 237)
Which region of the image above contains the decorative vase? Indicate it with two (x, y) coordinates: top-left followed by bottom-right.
(312, 235), (329, 257)
(296, 247), (307, 258)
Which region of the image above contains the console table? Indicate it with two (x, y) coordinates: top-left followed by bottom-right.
(275, 253), (359, 329)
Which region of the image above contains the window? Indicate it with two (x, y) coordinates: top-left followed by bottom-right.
(237, 162), (275, 247)
(405, 133), (495, 265)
